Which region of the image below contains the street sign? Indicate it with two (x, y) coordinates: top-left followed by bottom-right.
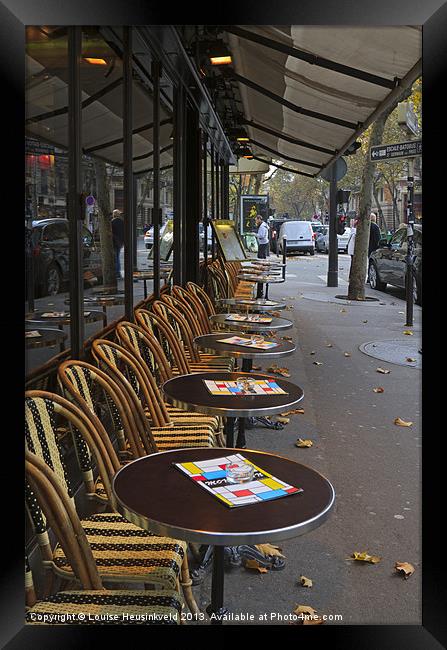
(320, 157), (347, 182)
(397, 102), (419, 136)
(370, 140), (422, 161)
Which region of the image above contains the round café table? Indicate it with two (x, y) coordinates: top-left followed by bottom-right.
(65, 294), (125, 326)
(216, 297), (287, 313)
(237, 273), (285, 300)
(25, 309), (105, 351)
(25, 327), (68, 350)
(133, 269), (170, 299)
(210, 313), (293, 334)
(113, 447), (335, 625)
(162, 370), (303, 448)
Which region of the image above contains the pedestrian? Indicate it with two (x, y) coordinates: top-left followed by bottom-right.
(111, 209), (124, 279)
(347, 218), (358, 280)
(255, 214), (270, 298)
(368, 212), (381, 256)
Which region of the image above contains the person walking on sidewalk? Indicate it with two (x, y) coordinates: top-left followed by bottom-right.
(111, 209), (124, 279)
(369, 213), (381, 256)
(255, 214), (270, 298)
(348, 218), (358, 280)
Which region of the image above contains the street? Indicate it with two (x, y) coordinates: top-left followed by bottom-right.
(193, 252), (421, 625)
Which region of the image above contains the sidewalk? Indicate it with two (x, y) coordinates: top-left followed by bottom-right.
(193, 256), (421, 625)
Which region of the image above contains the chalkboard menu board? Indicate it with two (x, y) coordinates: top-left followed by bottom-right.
(212, 220), (247, 262)
(148, 220), (173, 261)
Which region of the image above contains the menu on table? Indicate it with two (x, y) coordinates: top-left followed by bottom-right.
(225, 314), (273, 323)
(217, 336), (279, 350)
(41, 312), (66, 318)
(25, 330), (42, 338)
(174, 453), (302, 508)
(203, 379), (287, 396)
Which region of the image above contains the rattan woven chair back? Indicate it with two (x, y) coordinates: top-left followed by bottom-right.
(58, 360), (146, 459)
(152, 299), (201, 362)
(186, 281), (216, 317)
(134, 308), (191, 375)
(161, 293), (204, 338)
(172, 285), (212, 334)
(116, 321), (174, 385)
(91, 339), (172, 430)
(26, 451), (104, 590)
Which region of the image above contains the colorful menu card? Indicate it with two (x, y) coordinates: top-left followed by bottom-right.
(203, 379), (287, 396)
(225, 314), (273, 323)
(217, 336), (279, 350)
(174, 453), (302, 508)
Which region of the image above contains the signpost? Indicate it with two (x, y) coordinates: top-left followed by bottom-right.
(320, 157), (347, 287)
(370, 139), (422, 326)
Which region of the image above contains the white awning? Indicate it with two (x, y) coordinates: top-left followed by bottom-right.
(227, 25), (421, 176)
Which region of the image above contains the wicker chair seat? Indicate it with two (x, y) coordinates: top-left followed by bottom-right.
(150, 425), (216, 449)
(163, 405), (220, 430)
(26, 589), (182, 625)
(52, 513), (185, 589)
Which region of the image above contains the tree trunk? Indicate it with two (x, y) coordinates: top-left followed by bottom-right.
(93, 159), (116, 290)
(347, 86), (412, 300)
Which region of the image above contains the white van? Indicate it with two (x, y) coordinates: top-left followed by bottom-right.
(278, 221), (315, 255)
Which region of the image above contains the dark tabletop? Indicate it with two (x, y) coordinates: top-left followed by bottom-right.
(210, 313), (293, 332)
(217, 298), (286, 309)
(25, 327), (67, 349)
(194, 333), (296, 360)
(162, 371), (303, 418)
(112, 447), (335, 545)
(65, 294), (125, 306)
(25, 309), (104, 325)
(237, 274), (285, 283)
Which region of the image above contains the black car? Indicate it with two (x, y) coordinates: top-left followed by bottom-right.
(27, 218), (103, 297)
(368, 224), (422, 305)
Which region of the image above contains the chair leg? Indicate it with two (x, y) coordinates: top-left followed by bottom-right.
(41, 570), (56, 599)
(188, 543), (202, 563)
(180, 554), (201, 616)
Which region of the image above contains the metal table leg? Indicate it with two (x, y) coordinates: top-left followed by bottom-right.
(224, 417), (235, 447)
(206, 546), (227, 624)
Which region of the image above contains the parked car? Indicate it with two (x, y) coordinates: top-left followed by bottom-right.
(278, 221), (315, 255)
(144, 222), (169, 249)
(314, 226), (351, 253)
(368, 224), (422, 305)
(28, 218), (103, 297)
(269, 217), (288, 252)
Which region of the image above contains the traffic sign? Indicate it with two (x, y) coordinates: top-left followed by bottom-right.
(85, 195), (96, 206)
(320, 157), (347, 182)
(370, 140), (422, 161)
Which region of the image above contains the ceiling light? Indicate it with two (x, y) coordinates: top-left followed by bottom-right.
(208, 42), (232, 66)
(83, 57), (107, 65)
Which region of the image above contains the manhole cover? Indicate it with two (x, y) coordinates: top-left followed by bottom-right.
(359, 340), (422, 368)
(335, 295), (380, 302)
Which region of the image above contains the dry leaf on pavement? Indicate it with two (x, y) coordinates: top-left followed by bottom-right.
(295, 439), (313, 448)
(281, 335), (293, 341)
(281, 409), (305, 416)
(256, 544), (285, 559)
(310, 351), (316, 355)
(376, 367), (391, 374)
(270, 311), (282, 317)
(266, 365), (291, 377)
(344, 352), (351, 357)
(403, 330), (414, 336)
(349, 551), (381, 564)
(292, 605), (324, 625)
(300, 576), (313, 588)
(340, 308), (347, 313)
(394, 417), (413, 427)
(406, 357), (416, 363)
(373, 387), (385, 393)
(244, 559), (269, 573)
(395, 562), (415, 579)
(363, 320), (368, 323)
(275, 417), (290, 424)
(326, 343), (333, 348)
(313, 361), (323, 366)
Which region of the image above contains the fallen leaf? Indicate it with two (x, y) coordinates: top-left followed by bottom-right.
(395, 562), (415, 579)
(373, 387), (384, 393)
(310, 351), (316, 355)
(285, 305), (294, 311)
(363, 320), (368, 323)
(244, 559), (269, 573)
(270, 311), (282, 317)
(376, 367), (391, 374)
(340, 308), (347, 313)
(394, 417), (413, 427)
(281, 335), (293, 341)
(313, 361), (323, 366)
(293, 605), (324, 625)
(349, 551), (381, 564)
(275, 416), (290, 424)
(344, 352), (351, 357)
(403, 330), (414, 336)
(256, 544), (285, 559)
(295, 439), (313, 448)
(326, 343), (333, 348)
(281, 409), (305, 416)
(398, 311), (404, 314)
(300, 576), (313, 588)
(406, 357), (416, 363)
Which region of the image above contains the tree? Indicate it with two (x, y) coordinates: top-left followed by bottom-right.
(93, 159), (117, 290)
(347, 84), (414, 300)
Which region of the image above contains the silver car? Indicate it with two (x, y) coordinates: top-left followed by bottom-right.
(315, 226), (351, 253)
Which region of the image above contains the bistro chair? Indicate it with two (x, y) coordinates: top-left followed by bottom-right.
(25, 453), (184, 623)
(92, 339), (217, 449)
(186, 281), (217, 318)
(25, 392), (199, 615)
(172, 285), (213, 335)
(152, 299), (234, 369)
(115, 322), (223, 438)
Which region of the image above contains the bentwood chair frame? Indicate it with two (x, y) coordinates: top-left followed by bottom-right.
(25, 452), (184, 623)
(25, 392), (199, 614)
